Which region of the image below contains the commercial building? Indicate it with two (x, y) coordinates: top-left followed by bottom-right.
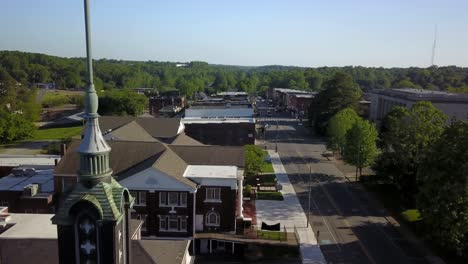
(149, 94), (186, 117)
(183, 105), (255, 146)
(370, 88), (468, 125)
(267, 88), (316, 116)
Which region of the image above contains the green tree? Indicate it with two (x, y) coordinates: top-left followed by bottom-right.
(417, 121), (468, 255)
(0, 109), (35, 143)
(343, 119), (378, 180)
(309, 72), (362, 135)
(98, 90), (147, 116)
(327, 108), (361, 153)
(244, 145), (265, 178)
(373, 102), (447, 205)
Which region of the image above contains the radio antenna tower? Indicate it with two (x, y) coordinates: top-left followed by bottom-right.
(431, 25), (437, 66)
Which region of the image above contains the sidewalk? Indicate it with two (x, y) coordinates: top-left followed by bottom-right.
(255, 150), (327, 264)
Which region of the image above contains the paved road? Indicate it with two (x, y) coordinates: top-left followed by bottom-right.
(259, 110), (429, 264)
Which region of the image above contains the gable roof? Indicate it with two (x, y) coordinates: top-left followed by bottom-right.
(94, 116), (183, 139)
(169, 145), (245, 168)
(171, 133), (204, 146)
(104, 120), (159, 142)
(55, 140), (166, 176)
(152, 146), (196, 188)
(135, 117), (183, 139)
(132, 239), (189, 264)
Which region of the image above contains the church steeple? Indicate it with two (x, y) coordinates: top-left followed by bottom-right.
(77, 0), (113, 187)
(52, 1), (133, 263)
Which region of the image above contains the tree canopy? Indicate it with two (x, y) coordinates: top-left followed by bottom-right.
(98, 90), (148, 116)
(309, 72), (362, 134)
(417, 121), (468, 256)
(244, 145), (266, 178)
(327, 107), (361, 153)
(2, 51), (468, 100)
(342, 119), (378, 180)
(373, 101), (447, 205)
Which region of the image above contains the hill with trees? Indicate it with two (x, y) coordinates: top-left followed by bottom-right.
(1, 51), (468, 98)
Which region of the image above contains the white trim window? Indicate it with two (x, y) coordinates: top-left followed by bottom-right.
(180, 192), (187, 207)
(180, 217), (187, 231)
(159, 192), (167, 206)
(160, 216), (167, 230)
(168, 192), (179, 206)
(205, 188), (221, 202)
(206, 211), (220, 227)
(159, 215), (188, 232)
(130, 191), (146, 206)
(168, 215), (178, 230)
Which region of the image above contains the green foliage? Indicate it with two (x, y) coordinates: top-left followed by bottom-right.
(2, 51), (468, 101)
(309, 72), (362, 135)
(327, 108), (361, 152)
(98, 90), (148, 116)
(417, 121), (468, 255)
(244, 184), (252, 196)
(0, 109), (35, 143)
(32, 125), (83, 141)
(257, 191), (284, 201)
(245, 145), (266, 177)
(257, 230), (287, 241)
(41, 92), (84, 108)
(261, 160), (274, 173)
(342, 119), (378, 179)
(373, 101), (447, 205)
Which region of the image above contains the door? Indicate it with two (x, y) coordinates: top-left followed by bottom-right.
(195, 214), (204, 231)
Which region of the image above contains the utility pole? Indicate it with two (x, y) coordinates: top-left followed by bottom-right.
(307, 165), (312, 227)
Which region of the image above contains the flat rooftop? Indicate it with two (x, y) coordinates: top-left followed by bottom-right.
(374, 88), (468, 103)
(293, 94), (316, 98)
(0, 213), (56, 239)
(182, 118), (255, 124)
(185, 108), (254, 118)
(0, 155), (60, 166)
(183, 165), (237, 179)
(0, 168), (54, 193)
(274, 88), (313, 94)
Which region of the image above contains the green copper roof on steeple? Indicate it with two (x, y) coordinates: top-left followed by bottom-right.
(53, 0), (134, 226)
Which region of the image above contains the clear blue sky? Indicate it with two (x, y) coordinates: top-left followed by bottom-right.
(2, 0), (468, 67)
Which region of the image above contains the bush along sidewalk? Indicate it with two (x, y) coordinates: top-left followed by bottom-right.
(257, 191), (284, 201)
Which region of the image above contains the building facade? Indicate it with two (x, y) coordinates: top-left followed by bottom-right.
(370, 88), (468, 126)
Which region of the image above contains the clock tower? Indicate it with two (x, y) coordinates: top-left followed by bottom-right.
(52, 1), (134, 263)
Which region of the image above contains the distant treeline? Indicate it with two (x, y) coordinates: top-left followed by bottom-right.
(1, 50), (468, 97)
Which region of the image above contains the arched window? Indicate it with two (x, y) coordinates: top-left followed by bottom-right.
(206, 211), (220, 227)
(75, 212), (98, 263)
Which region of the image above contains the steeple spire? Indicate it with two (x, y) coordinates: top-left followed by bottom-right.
(53, 2), (133, 263)
(77, 0), (112, 187)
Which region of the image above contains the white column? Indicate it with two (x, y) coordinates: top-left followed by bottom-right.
(238, 175), (243, 218)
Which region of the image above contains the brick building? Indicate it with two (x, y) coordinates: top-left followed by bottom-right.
(54, 141), (246, 241)
(0, 167), (54, 213)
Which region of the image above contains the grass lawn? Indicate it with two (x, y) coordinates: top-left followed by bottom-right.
(257, 191), (283, 201)
(257, 230), (286, 241)
(261, 161), (274, 173)
(32, 126), (83, 141)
